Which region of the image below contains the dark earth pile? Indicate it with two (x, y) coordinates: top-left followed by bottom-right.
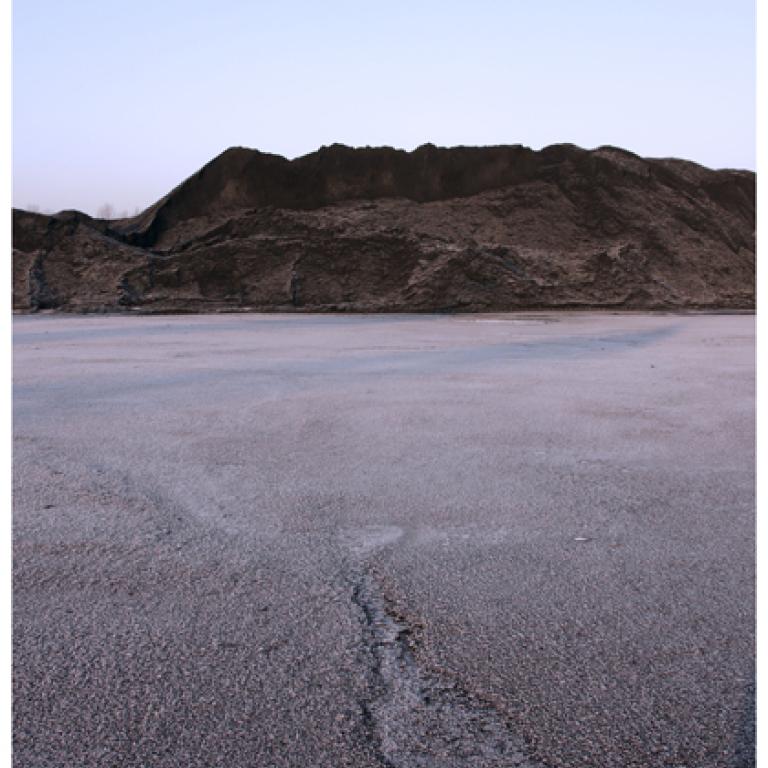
(12, 143), (755, 312)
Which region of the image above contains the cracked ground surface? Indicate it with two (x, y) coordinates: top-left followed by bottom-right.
(13, 312), (754, 767)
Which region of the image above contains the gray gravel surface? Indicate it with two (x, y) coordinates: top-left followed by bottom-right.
(13, 312), (754, 768)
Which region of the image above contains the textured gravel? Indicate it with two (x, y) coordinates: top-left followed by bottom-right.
(13, 312), (754, 768)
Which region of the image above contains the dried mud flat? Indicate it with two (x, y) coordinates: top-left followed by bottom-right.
(13, 312), (754, 767)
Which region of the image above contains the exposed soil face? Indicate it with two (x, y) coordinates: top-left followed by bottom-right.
(12, 143), (755, 312)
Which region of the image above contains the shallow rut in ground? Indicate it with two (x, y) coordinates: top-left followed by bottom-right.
(346, 545), (542, 768)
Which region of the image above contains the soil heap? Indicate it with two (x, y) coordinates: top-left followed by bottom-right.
(12, 143), (755, 312)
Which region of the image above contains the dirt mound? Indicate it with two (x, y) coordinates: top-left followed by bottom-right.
(12, 143), (755, 313)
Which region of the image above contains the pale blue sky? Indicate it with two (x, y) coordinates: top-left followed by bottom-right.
(13, 0), (755, 216)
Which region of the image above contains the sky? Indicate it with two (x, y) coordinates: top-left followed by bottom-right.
(12, 0), (756, 216)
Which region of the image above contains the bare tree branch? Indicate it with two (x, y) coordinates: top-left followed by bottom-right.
(97, 203), (114, 220)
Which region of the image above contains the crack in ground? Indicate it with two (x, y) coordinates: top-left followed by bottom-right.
(350, 568), (543, 768)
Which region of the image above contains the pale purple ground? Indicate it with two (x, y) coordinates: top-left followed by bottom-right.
(13, 312), (755, 768)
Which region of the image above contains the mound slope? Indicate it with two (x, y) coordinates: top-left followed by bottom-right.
(12, 143), (755, 312)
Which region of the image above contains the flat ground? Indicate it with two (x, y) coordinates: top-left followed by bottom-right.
(13, 312), (755, 768)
